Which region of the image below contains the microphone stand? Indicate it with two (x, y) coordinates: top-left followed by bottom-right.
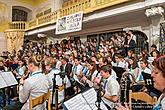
(96, 84), (102, 110)
(51, 74), (59, 110)
(51, 72), (66, 110)
(96, 77), (104, 110)
(60, 72), (66, 99)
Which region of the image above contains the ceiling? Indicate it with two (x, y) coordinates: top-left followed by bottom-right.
(15, 0), (48, 6)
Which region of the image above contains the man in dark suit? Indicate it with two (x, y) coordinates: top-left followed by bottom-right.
(124, 34), (136, 52)
(61, 57), (72, 78)
(60, 57), (74, 96)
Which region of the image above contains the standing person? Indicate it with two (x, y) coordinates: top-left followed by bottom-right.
(128, 30), (136, 43)
(124, 34), (136, 52)
(60, 57), (74, 96)
(60, 57), (72, 79)
(3, 56), (50, 110)
(100, 65), (120, 109)
(116, 55), (165, 110)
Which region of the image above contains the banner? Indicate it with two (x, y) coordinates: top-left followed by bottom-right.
(56, 11), (83, 34)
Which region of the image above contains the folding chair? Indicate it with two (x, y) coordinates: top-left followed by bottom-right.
(129, 90), (157, 110)
(29, 91), (51, 110)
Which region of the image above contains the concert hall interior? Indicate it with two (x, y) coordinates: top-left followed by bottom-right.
(0, 0), (165, 110)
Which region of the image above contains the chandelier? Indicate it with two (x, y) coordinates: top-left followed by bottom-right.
(145, 6), (164, 17)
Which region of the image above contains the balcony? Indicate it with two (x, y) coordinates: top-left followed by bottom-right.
(8, 0), (132, 31)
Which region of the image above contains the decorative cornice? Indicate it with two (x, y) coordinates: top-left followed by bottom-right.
(145, 6), (164, 17)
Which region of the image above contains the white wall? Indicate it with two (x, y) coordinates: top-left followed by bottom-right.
(0, 33), (7, 53)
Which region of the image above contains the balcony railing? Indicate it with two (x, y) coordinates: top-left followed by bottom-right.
(8, 0), (131, 31)
(8, 21), (26, 30)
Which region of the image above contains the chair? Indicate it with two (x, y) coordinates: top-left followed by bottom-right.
(29, 91), (51, 110)
(129, 90), (157, 110)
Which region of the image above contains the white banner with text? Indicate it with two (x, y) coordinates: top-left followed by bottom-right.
(56, 11), (83, 34)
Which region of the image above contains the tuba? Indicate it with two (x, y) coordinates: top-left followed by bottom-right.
(119, 71), (136, 103)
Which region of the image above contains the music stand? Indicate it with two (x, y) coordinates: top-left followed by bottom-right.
(141, 72), (161, 96)
(0, 71), (18, 107)
(141, 72), (153, 86)
(62, 88), (108, 110)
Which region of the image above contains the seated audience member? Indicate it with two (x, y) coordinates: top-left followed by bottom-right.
(112, 54), (125, 69)
(150, 44), (159, 57)
(151, 50), (160, 59)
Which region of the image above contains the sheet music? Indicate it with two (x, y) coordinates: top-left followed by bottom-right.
(82, 88), (108, 110)
(64, 94), (92, 110)
(0, 74), (7, 89)
(1, 72), (18, 87)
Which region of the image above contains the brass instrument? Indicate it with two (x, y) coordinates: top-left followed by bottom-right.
(120, 71), (136, 103)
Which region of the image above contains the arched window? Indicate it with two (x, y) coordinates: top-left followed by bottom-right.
(12, 6), (32, 22)
(12, 9), (27, 21)
(133, 31), (148, 54)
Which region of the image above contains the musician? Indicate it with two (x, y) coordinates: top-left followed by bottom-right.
(3, 56), (50, 110)
(71, 57), (83, 91)
(136, 59), (151, 82)
(100, 65), (120, 109)
(81, 60), (99, 87)
(14, 59), (26, 79)
(72, 57), (83, 79)
(45, 57), (71, 104)
(116, 55), (165, 110)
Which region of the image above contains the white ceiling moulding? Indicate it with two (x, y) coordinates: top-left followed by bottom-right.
(37, 33), (47, 38)
(145, 6), (164, 17)
(25, 24), (56, 36)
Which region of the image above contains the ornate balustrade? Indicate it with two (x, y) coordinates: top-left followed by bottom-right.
(8, 21), (26, 30)
(60, 0), (91, 16)
(29, 19), (37, 29)
(8, 0), (132, 30)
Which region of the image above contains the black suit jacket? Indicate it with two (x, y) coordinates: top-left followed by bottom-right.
(128, 39), (136, 51)
(60, 63), (73, 76)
